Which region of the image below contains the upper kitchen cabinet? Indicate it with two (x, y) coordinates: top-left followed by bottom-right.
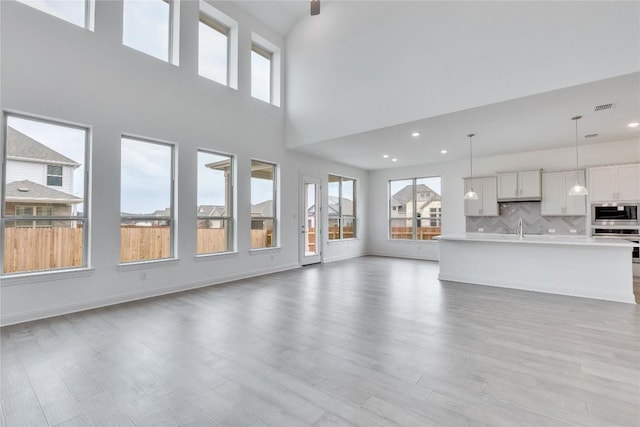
(588, 163), (640, 202)
(541, 170), (586, 216)
(497, 170), (541, 201)
(464, 177), (499, 216)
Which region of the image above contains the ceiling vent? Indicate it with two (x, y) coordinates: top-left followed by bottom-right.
(593, 103), (614, 112)
(584, 133), (599, 138)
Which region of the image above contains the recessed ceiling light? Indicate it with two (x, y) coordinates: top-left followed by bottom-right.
(382, 154), (389, 158)
(440, 150), (448, 154)
(411, 132), (421, 137)
(391, 158), (398, 162)
(628, 122), (640, 128)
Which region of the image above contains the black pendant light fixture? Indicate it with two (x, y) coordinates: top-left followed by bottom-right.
(311, 0), (320, 16)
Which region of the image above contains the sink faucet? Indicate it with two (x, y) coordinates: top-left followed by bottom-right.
(516, 217), (524, 239)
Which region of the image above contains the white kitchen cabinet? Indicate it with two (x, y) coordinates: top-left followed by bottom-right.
(464, 177), (498, 216)
(541, 170), (586, 216)
(588, 164), (640, 202)
(497, 170), (541, 201)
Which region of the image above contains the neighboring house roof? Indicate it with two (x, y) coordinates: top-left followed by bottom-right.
(7, 127), (80, 167)
(309, 196), (354, 216)
(152, 208), (171, 217)
(391, 184), (441, 207)
(5, 180), (82, 204)
(197, 205), (227, 216)
(251, 200), (273, 217)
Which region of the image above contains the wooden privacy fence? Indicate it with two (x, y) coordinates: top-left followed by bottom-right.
(197, 228), (227, 254)
(120, 226), (171, 262)
(4, 227), (84, 273)
(391, 226), (441, 240)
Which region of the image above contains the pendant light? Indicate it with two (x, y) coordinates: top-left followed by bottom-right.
(464, 133), (479, 200)
(568, 116), (588, 196)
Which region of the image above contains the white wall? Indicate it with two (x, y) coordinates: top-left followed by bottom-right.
(286, 1), (639, 147)
(0, 0), (367, 325)
(367, 139), (640, 260)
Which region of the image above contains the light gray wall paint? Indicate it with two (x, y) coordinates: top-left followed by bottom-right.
(0, 0), (367, 325)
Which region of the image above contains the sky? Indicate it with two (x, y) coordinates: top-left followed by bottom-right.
(251, 50), (271, 103)
(7, 116), (86, 212)
(197, 151), (228, 207)
(123, 0), (170, 62)
(199, 21), (228, 85)
(121, 137), (172, 215)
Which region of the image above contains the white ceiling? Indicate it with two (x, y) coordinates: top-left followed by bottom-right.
(290, 72), (640, 170)
(232, 1), (640, 171)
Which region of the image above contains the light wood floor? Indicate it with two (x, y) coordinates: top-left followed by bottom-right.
(2, 256), (639, 426)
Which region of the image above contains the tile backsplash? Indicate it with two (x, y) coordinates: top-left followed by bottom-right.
(466, 202), (586, 235)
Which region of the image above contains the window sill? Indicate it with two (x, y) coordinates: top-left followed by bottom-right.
(117, 258), (180, 272)
(249, 247), (281, 255)
(326, 238), (360, 245)
(0, 267), (94, 287)
(195, 251), (238, 262)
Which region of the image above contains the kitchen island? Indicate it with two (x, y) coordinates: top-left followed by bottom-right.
(437, 233), (637, 303)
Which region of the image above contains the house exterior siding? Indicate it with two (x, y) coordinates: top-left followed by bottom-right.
(6, 159), (75, 194)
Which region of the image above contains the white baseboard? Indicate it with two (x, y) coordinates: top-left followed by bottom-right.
(1, 263), (300, 326)
(324, 252), (367, 263)
(367, 251), (439, 262)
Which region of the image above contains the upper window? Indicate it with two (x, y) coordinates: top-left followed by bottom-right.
(389, 177), (442, 240)
(198, 14), (229, 86)
(47, 165), (63, 187)
(16, 0), (93, 29)
(251, 44), (272, 103)
(250, 160), (277, 249)
(123, 0), (178, 64)
(328, 175), (356, 240)
(3, 114), (88, 275)
(251, 33), (280, 106)
(120, 136), (174, 263)
(197, 150), (233, 254)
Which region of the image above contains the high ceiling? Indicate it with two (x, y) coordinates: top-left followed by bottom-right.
(233, 1), (640, 170)
(291, 72), (640, 169)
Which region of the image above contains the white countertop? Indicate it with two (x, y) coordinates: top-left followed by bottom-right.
(436, 233), (638, 247)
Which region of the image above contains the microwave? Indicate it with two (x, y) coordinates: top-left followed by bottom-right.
(592, 203), (639, 226)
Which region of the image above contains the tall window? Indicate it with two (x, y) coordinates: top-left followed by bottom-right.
(251, 44), (272, 103)
(198, 13), (229, 85)
(16, 0), (92, 29)
(328, 175), (356, 240)
(120, 137), (174, 263)
(250, 160), (277, 249)
(197, 150), (233, 254)
(389, 177), (442, 240)
(2, 115), (88, 274)
(123, 0), (177, 63)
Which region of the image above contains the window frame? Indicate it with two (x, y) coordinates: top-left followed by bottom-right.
(47, 165), (64, 187)
(1, 112), (91, 276)
(250, 32), (281, 107)
(250, 159), (278, 250)
(16, 0), (95, 30)
(198, 12), (231, 86)
(388, 176), (442, 241)
(119, 135), (176, 264)
(328, 174), (357, 241)
(196, 149), (234, 255)
(251, 43), (273, 103)
(122, 0), (180, 65)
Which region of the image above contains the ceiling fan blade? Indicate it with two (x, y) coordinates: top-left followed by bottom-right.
(311, 0), (320, 16)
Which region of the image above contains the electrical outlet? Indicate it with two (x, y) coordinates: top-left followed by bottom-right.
(140, 272), (147, 281)
(478, 228), (484, 232)
(548, 229), (556, 233)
